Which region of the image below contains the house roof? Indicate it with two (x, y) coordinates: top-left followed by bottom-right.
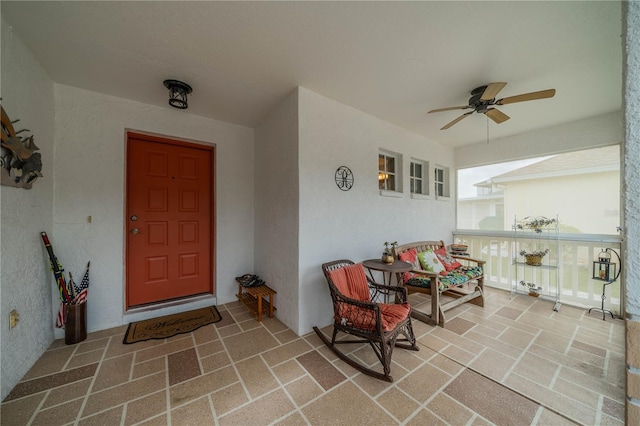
(0, 1), (623, 147)
(477, 145), (620, 186)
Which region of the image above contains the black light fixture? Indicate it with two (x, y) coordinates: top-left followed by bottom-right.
(589, 247), (621, 320)
(163, 79), (192, 109)
(592, 248), (617, 281)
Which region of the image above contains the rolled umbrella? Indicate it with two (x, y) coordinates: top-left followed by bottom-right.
(40, 232), (72, 305)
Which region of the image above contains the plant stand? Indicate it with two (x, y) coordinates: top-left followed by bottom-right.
(513, 215), (560, 311)
(588, 281), (616, 320)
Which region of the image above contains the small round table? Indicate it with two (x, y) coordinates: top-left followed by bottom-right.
(362, 259), (413, 287)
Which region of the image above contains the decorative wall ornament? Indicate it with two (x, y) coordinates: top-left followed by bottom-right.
(334, 166), (354, 191)
(1, 105), (42, 189)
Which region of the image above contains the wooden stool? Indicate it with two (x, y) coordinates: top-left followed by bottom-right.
(236, 282), (277, 322)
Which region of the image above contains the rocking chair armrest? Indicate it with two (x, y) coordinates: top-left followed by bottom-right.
(335, 292), (380, 312)
(368, 282), (409, 303)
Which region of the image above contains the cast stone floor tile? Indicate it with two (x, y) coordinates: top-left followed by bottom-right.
(1, 287), (626, 426)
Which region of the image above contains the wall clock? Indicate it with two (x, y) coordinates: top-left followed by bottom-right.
(334, 166), (354, 191)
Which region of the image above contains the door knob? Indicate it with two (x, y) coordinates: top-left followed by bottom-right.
(130, 228), (139, 234)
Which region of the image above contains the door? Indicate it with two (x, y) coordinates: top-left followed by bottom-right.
(126, 133), (214, 308)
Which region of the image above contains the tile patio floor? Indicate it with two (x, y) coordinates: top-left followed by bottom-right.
(1, 287), (625, 425)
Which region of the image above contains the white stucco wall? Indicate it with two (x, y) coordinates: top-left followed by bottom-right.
(1, 21), (55, 400)
(51, 85), (255, 339)
(455, 111), (623, 169)
(254, 89), (300, 334)
(623, 0), (639, 317)
(297, 87), (456, 334)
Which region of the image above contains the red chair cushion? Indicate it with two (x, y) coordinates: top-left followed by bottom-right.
(336, 302), (410, 332)
(329, 263), (411, 332)
(379, 303), (411, 331)
(328, 263), (370, 301)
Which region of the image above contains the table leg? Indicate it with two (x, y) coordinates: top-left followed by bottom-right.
(257, 294), (263, 322)
(395, 273), (404, 303)
(366, 269), (375, 283)
(395, 272), (403, 286)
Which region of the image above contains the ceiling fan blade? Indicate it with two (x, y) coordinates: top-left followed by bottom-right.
(441, 111), (474, 130)
(428, 105), (471, 113)
(497, 89), (556, 105)
(480, 82), (507, 101)
(485, 108), (510, 124)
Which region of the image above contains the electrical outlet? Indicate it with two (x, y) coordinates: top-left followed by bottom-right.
(9, 309), (19, 329)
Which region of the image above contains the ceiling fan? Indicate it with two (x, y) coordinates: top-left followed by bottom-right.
(428, 82), (556, 130)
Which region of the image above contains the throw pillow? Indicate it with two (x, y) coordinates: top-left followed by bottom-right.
(398, 248), (420, 269)
(434, 247), (462, 271)
(398, 248), (421, 282)
(417, 250), (446, 274)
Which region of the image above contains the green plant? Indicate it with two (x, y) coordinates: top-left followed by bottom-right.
(519, 248), (549, 257)
(516, 216), (556, 233)
(383, 241), (398, 254)
(519, 281), (541, 291)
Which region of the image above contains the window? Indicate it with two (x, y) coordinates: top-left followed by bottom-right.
(434, 165), (450, 199)
(410, 159), (429, 196)
(378, 151), (402, 193)
(456, 145), (620, 234)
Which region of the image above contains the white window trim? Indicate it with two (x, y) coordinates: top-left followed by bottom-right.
(380, 189), (404, 198)
(410, 158), (429, 198)
(434, 164), (451, 200)
(378, 149), (403, 194)
(411, 193), (431, 200)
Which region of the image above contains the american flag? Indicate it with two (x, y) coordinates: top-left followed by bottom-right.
(73, 261), (90, 305)
(55, 261), (90, 329)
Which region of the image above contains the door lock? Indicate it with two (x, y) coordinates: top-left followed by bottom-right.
(130, 215), (138, 221)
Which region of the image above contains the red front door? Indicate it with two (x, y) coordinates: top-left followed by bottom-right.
(126, 133), (214, 308)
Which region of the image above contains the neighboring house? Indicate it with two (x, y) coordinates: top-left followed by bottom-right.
(459, 145), (620, 235)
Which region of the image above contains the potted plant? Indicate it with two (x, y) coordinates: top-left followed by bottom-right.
(520, 281), (543, 297)
(515, 216), (556, 233)
(519, 248), (549, 266)
(382, 241), (397, 264)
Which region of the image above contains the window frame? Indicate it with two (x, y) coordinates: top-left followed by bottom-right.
(378, 150), (403, 196)
(434, 164), (450, 200)
(410, 158), (430, 199)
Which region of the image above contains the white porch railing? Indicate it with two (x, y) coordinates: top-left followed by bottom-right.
(453, 231), (623, 316)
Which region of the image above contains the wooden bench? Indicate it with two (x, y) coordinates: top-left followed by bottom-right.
(394, 240), (485, 327)
(236, 282), (277, 322)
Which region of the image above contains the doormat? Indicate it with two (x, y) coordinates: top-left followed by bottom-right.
(123, 306), (221, 344)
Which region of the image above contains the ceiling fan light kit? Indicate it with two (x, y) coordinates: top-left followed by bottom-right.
(428, 82), (556, 130)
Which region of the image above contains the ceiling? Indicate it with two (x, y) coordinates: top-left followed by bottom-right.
(1, 1), (622, 147)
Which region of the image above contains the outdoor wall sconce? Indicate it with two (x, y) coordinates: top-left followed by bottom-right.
(163, 79), (192, 109)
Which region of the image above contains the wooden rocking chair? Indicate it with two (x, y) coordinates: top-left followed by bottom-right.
(313, 260), (419, 382)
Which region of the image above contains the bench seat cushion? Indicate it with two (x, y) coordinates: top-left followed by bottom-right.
(405, 266), (484, 292)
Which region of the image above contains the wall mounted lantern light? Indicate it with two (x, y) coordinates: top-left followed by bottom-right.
(163, 79), (192, 109)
